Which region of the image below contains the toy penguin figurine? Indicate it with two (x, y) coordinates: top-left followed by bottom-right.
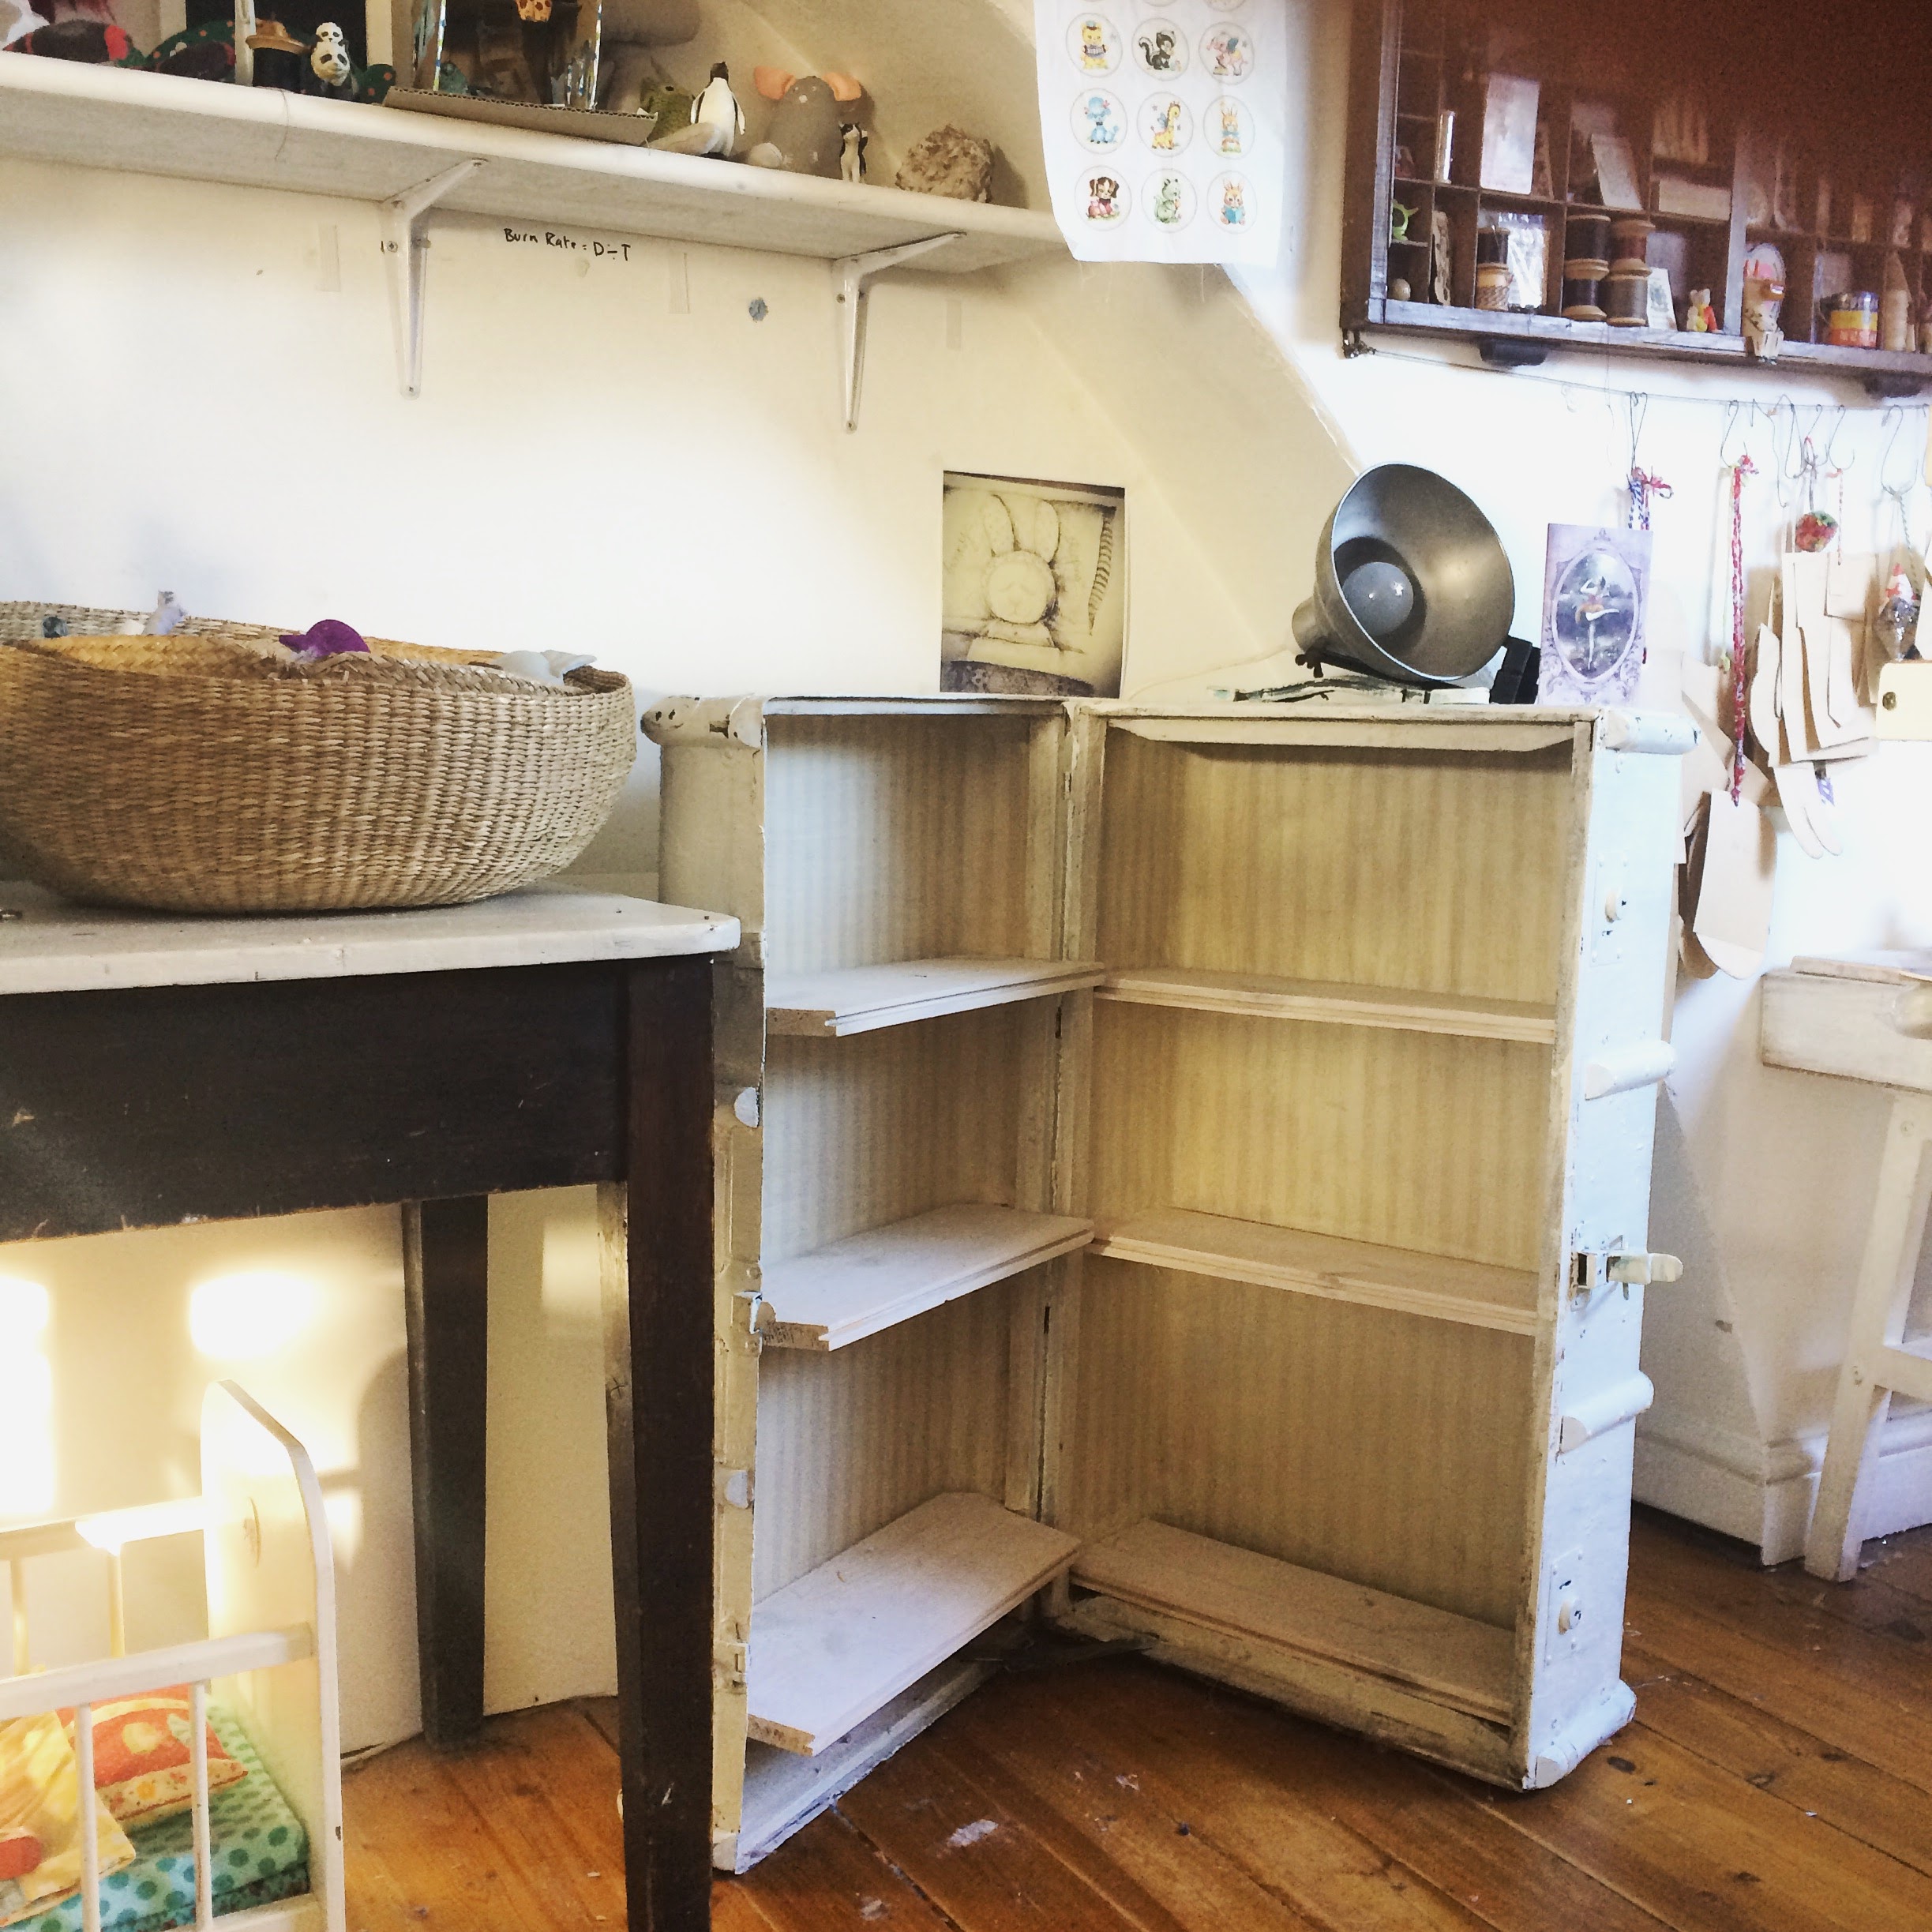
(308, 20), (354, 97)
(691, 61), (743, 154)
(838, 122), (866, 184)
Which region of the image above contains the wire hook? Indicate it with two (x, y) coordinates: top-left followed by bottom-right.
(1720, 398), (1745, 468)
(1825, 401), (1852, 474)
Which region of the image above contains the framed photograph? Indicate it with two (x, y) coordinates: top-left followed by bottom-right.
(1479, 74), (1539, 195)
(1540, 523), (1651, 705)
(941, 474), (1127, 697)
(1645, 265), (1675, 328)
(1590, 134), (1643, 212)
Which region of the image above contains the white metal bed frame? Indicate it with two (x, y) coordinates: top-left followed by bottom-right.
(0, 1383), (344, 1932)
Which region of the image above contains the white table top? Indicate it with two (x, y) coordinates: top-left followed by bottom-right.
(0, 881), (738, 996)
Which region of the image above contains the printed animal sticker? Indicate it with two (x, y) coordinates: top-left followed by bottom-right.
(1037, 0), (1280, 265)
(1208, 96), (1251, 157)
(1072, 88), (1126, 149)
(1146, 171), (1195, 229)
(1133, 20), (1187, 74)
(1202, 23), (1251, 80)
(1080, 170), (1130, 226)
(1210, 171), (1251, 227)
(1139, 93), (1191, 153)
(1069, 14), (1120, 73)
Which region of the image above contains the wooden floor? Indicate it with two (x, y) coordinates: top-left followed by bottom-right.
(343, 1510), (1932, 1931)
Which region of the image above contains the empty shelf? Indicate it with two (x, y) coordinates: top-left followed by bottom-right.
(1099, 968), (1557, 1045)
(746, 1493), (1079, 1755)
(761, 1204), (1093, 1350)
(1072, 1519), (1514, 1724)
(767, 958), (1105, 1037)
(1090, 1209), (1539, 1334)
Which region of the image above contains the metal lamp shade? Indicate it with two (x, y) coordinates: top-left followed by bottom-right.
(1292, 464), (1515, 688)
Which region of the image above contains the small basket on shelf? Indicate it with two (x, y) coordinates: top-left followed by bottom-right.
(0, 602), (637, 914)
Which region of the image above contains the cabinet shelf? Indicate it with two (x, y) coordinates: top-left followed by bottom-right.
(1097, 967), (1556, 1044)
(745, 1493), (1079, 1756)
(1091, 1208), (1540, 1334)
(767, 957), (1103, 1037)
(760, 1204), (1093, 1351)
(1070, 1519), (1514, 1724)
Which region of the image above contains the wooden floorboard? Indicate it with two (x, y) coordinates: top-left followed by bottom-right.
(341, 1513), (1932, 1931)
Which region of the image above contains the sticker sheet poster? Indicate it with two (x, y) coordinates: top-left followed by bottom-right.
(1037, 0), (1284, 265)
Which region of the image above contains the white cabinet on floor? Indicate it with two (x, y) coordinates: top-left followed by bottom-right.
(643, 696), (1689, 1871)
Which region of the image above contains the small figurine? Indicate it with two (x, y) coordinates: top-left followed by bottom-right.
(745, 67), (861, 178)
(1389, 201), (1414, 243)
(1684, 286), (1716, 332)
(838, 122), (867, 185)
(690, 61), (744, 153)
(895, 125), (993, 203)
(308, 21), (353, 97)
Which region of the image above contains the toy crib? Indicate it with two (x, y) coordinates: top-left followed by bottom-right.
(0, 1383), (343, 1932)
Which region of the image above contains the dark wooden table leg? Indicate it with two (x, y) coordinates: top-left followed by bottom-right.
(403, 1195), (491, 1750)
(604, 958), (716, 1932)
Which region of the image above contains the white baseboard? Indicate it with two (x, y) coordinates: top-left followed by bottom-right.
(1634, 1405), (1932, 1564)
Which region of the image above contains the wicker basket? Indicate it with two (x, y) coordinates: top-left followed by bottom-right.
(0, 602), (637, 913)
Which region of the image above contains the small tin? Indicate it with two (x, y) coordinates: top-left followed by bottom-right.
(1825, 291), (1879, 349)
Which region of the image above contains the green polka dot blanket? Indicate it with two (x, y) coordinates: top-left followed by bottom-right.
(28, 1707), (308, 1932)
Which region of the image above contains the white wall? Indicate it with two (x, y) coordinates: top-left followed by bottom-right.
(1236, 0), (1932, 1559)
(0, 28), (1349, 1744)
(7, 0), (1928, 1771)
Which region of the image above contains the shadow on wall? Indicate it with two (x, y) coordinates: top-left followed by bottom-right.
(344, 1346), (422, 1754)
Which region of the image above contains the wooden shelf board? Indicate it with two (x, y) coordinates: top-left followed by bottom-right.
(1091, 1208), (1540, 1335)
(1365, 299), (1932, 385)
(1071, 1518), (1514, 1724)
(746, 1494), (1079, 1757)
(767, 957), (1104, 1037)
(761, 1203), (1093, 1351)
(0, 59), (1062, 276)
(1098, 967), (1556, 1045)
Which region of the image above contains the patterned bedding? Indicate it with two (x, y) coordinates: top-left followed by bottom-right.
(23, 1708), (308, 1932)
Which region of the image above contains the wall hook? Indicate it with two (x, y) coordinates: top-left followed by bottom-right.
(833, 233), (959, 431)
(381, 159), (484, 399)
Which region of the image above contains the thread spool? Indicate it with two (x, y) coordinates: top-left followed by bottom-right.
(1610, 217), (1653, 272)
(1566, 214), (1611, 275)
(1475, 261), (1510, 312)
(1562, 276), (1606, 321)
(1475, 227), (1510, 268)
(1600, 267), (1650, 327)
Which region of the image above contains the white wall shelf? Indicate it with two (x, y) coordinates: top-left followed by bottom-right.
(0, 60), (1064, 407)
(760, 1204), (1094, 1352)
(1090, 1208), (1540, 1336)
(767, 958), (1105, 1037)
(1098, 967), (1558, 1045)
(744, 1493), (1079, 1758)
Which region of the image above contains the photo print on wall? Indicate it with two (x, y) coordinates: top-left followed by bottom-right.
(941, 473), (1127, 697)
(1538, 523), (1651, 705)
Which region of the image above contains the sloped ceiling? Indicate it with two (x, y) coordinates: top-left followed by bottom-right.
(695, 0), (1357, 681)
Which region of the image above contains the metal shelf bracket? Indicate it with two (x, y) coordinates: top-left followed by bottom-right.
(382, 159), (484, 399)
(833, 233), (960, 431)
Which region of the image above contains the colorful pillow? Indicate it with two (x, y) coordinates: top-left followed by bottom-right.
(57, 1693), (246, 1830)
(0, 1713), (136, 1929)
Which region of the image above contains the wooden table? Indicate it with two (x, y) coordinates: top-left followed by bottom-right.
(1761, 954), (1932, 1582)
(0, 881), (737, 1932)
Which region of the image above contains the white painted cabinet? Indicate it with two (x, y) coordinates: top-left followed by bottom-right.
(643, 696), (1688, 1870)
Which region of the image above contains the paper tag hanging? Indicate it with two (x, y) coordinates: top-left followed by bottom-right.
(1038, 1), (1285, 265)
